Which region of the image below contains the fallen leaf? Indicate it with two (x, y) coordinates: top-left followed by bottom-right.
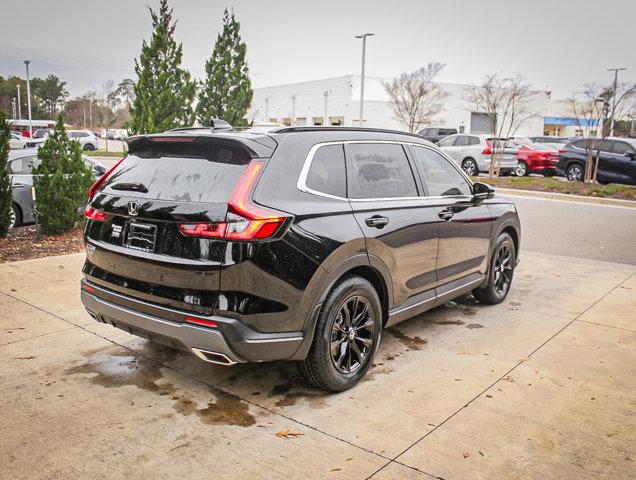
(16, 355), (36, 360)
(463, 452), (470, 459)
(330, 468), (342, 472)
(275, 430), (304, 439)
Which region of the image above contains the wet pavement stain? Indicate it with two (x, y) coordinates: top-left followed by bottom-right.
(387, 328), (427, 350)
(66, 350), (256, 427)
(466, 324), (484, 329)
(433, 319), (466, 326)
(269, 374), (328, 408)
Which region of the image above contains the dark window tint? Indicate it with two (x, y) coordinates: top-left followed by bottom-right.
(348, 143), (417, 199)
(454, 136), (470, 146)
(411, 146), (472, 197)
(573, 139), (588, 149)
(438, 136), (456, 147)
(306, 144), (346, 197)
(467, 136), (480, 146)
(439, 129), (457, 135)
(101, 142), (252, 203)
(613, 141), (635, 155)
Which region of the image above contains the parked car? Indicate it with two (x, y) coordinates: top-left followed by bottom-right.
(68, 130), (99, 151)
(106, 128), (128, 140)
(25, 130), (98, 151)
(80, 126), (521, 391)
(509, 137), (559, 177)
(438, 133), (518, 176)
(7, 149), (107, 227)
(25, 129), (53, 148)
(416, 127), (458, 144)
(529, 136), (571, 150)
(556, 137), (636, 185)
(10, 132), (27, 149)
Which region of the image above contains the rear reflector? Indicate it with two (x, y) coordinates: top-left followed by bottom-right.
(81, 283), (95, 293)
(84, 206), (109, 221)
(184, 316), (218, 328)
(178, 160), (287, 241)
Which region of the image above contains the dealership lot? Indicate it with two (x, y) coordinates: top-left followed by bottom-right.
(1, 216), (634, 479)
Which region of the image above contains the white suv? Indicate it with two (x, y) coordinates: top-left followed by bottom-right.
(68, 130), (98, 151)
(438, 134), (519, 176)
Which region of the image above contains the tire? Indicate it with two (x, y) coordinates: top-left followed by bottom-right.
(515, 161), (529, 177)
(566, 163), (583, 182)
(473, 232), (516, 305)
(462, 158), (478, 177)
(9, 203), (20, 228)
(298, 276), (382, 392)
(83, 144), (96, 151)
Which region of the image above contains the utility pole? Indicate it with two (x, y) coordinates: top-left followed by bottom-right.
(264, 97), (269, 122)
(291, 94), (296, 126)
(323, 90), (329, 126)
(11, 98), (17, 119)
(355, 33), (374, 127)
(607, 67), (626, 136)
(16, 84), (22, 119)
(24, 60), (33, 137)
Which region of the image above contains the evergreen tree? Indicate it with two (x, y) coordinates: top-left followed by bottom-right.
(32, 114), (94, 235)
(130, 0), (196, 134)
(0, 109), (12, 237)
(196, 9), (253, 127)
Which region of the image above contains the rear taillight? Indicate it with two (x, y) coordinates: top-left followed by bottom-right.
(178, 160), (287, 241)
(88, 157), (125, 198)
(84, 206), (109, 221)
(482, 140), (492, 155)
(558, 149), (567, 153)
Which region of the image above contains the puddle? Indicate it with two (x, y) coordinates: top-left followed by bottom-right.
(387, 328), (427, 350)
(66, 350), (256, 427)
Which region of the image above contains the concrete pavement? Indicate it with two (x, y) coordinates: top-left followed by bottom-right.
(1, 250), (634, 479)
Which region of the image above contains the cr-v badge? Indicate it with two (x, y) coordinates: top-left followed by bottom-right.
(127, 201), (139, 216)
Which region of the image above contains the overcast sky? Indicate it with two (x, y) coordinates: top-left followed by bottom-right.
(1, 0), (634, 99)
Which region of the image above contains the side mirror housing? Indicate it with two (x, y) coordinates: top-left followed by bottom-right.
(471, 182), (495, 206)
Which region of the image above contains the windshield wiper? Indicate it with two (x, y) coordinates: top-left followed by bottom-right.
(110, 182), (149, 193)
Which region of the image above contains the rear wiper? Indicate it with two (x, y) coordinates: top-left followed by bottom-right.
(110, 182), (149, 193)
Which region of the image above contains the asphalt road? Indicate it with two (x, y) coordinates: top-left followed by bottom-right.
(512, 195), (636, 265)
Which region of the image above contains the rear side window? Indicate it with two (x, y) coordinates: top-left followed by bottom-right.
(410, 146), (472, 197)
(306, 144), (346, 197)
(467, 136), (480, 146)
(454, 136), (469, 146)
(347, 143), (417, 199)
(101, 141), (252, 203)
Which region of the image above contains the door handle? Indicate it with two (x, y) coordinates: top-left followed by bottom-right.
(437, 209), (454, 221)
(365, 215), (389, 228)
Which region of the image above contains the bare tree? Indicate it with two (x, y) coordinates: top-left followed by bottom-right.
(464, 73), (535, 177)
(383, 63), (449, 133)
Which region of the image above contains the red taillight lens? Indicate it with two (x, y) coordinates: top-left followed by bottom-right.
(558, 149), (567, 153)
(84, 205), (109, 221)
(88, 157), (125, 198)
(184, 316), (218, 328)
(179, 160), (287, 241)
(482, 140), (492, 155)
(81, 283), (95, 293)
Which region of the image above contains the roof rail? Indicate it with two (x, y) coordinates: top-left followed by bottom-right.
(271, 126), (424, 139)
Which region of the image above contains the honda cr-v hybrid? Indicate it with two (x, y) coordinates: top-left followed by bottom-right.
(80, 126), (521, 391)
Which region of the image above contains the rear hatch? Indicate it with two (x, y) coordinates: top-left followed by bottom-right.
(83, 133), (276, 314)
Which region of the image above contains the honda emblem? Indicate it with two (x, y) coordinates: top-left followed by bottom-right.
(127, 201), (139, 216)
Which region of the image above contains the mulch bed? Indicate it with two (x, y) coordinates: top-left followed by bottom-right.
(0, 226), (85, 263)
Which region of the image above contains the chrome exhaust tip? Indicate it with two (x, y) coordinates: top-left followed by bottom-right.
(191, 348), (237, 366)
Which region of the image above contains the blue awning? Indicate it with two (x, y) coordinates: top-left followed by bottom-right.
(544, 116), (598, 127)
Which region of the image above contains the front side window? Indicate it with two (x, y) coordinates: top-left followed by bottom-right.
(410, 146), (472, 197)
(454, 136), (470, 147)
(613, 141), (635, 155)
(438, 136), (455, 147)
(305, 144), (346, 198)
(347, 143), (417, 199)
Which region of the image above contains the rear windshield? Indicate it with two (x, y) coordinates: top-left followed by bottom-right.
(101, 141), (252, 203)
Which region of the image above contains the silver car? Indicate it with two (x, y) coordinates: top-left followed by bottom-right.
(7, 149), (106, 227)
(438, 134), (519, 176)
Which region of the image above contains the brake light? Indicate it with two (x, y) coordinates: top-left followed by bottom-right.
(88, 157), (125, 198)
(84, 205), (109, 221)
(178, 160), (287, 241)
(558, 149), (567, 153)
(184, 316), (218, 328)
(482, 140), (492, 155)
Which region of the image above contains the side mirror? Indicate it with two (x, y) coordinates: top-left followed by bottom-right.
(471, 182), (495, 206)
(627, 152), (636, 160)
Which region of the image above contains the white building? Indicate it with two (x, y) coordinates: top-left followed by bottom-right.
(247, 75), (548, 136)
(543, 98), (599, 138)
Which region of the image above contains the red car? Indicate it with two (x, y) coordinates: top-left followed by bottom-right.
(513, 137), (560, 176)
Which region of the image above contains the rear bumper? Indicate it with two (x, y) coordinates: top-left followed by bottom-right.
(80, 280), (304, 365)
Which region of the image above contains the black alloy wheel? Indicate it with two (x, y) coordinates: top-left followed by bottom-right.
(330, 295), (376, 374)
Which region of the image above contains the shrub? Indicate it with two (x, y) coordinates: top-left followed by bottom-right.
(0, 109), (12, 237)
(32, 114), (94, 235)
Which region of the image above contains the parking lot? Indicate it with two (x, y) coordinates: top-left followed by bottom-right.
(1, 194), (634, 480)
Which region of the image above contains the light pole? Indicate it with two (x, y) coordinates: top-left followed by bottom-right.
(355, 33), (374, 127)
(16, 84), (22, 119)
(291, 94), (296, 126)
(11, 98), (17, 119)
(24, 60), (33, 137)
(607, 67), (626, 136)
(264, 97), (269, 122)
(323, 90), (329, 126)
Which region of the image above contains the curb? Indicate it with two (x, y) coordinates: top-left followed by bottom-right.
(496, 188), (636, 208)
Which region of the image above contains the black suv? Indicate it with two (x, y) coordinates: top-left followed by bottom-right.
(557, 137), (636, 185)
(416, 127), (458, 144)
(80, 127), (521, 391)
